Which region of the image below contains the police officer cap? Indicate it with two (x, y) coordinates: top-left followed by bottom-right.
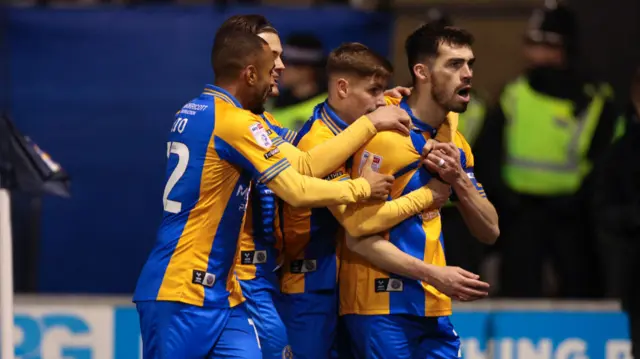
(525, 0), (576, 47)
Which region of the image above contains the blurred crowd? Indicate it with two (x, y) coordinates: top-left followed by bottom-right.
(269, 4), (640, 306)
(8, 0), (386, 10)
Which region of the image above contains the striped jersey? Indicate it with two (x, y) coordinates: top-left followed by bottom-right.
(280, 102), (350, 294)
(235, 112), (296, 287)
(339, 97), (485, 317)
(133, 85), (294, 307)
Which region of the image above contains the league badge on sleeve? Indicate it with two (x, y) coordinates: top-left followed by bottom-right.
(249, 122), (273, 149)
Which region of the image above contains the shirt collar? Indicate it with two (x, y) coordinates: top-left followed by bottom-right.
(203, 84), (243, 108)
(320, 101), (349, 135)
(399, 97), (437, 137)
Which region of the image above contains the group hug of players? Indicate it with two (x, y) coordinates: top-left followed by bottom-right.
(132, 13), (500, 359)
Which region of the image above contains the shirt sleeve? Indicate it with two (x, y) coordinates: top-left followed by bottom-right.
(266, 167), (371, 208)
(272, 115), (376, 178)
(329, 186), (434, 237)
(213, 111), (292, 184)
(263, 112), (298, 143)
(456, 132), (486, 198)
(214, 109), (372, 206)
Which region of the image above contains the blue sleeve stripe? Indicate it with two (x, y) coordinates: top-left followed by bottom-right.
(259, 158), (291, 184)
(285, 130), (297, 143)
(258, 158), (289, 182)
(272, 137), (285, 147)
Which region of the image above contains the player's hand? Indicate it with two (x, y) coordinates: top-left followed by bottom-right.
(360, 155), (393, 201)
(426, 178), (451, 210)
(423, 142), (463, 184)
(384, 86), (412, 99)
(428, 266), (490, 302)
(366, 106), (411, 136)
(421, 139), (439, 157)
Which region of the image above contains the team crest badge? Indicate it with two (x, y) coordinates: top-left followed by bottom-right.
(282, 345), (293, 359)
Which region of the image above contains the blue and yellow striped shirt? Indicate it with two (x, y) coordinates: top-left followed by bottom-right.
(339, 98), (485, 317)
(133, 85), (294, 307)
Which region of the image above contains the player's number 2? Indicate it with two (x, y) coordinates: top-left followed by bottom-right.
(163, 141), (189, 214)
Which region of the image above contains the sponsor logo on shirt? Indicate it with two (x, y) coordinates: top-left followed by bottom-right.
(192, 270), (216, 287)
(324, 171), (344, 181)
(264, 148), (280, 160)
(374, 278), (404, 292)
(241, 250), (268, 265)
(290, 259), (317, 273)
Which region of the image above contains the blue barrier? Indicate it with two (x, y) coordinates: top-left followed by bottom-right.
(114, 306), (632, 359)
(10, 298), (631, 359)
(7, 6), (393, 294)
(110, 308), (630, 359)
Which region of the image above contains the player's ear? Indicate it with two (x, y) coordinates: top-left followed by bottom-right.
(336, 78), (349, 99)
(413, 63), (429, 82)
(246, 65), (258, 86)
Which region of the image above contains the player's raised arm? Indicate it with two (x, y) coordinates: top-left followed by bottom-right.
(216, 111), (394, 207)
(277, 105), (411, 178)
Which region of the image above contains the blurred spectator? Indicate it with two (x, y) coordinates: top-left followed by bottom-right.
(474, 1), (624, 298)
(589, 65), (640, 357)
(270, 33), (327, 131)
(423, 8), (491, 278)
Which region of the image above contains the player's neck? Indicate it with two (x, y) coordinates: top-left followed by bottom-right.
(214, 81), (251, 109)
(406, 89), (447, 129)
(327, 99), (357, 125)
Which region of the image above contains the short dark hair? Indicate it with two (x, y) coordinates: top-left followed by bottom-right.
(327, 42), (393, 80)
(218, 14), (278, 35)
(405, 23), (474, 78)
(211, 29), (268, 82)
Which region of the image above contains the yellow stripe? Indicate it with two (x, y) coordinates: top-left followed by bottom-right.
(235, 193), (258, 281)
(423, 218), (452, 316)
(157, 145), (244, 306)
(280, 205), (312, 294)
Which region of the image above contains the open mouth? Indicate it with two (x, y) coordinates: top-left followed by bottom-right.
(456, 86), (471, 102)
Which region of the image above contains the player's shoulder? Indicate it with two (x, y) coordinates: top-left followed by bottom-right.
(296, 117), (335, 149)
(262, 111), (284, 127)
(368, 129), (409, 149)
(214, 103), (265, 136)
(453, 130), (474, 167)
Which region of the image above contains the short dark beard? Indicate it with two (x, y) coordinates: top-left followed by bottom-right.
(249, 103), (266, 115)
(431, 75), (468, 113)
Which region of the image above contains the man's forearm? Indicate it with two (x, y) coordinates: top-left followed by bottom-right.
(453, 176), (500, 244)
(330, 185), (433, 237)
(346, 234), (437, 282)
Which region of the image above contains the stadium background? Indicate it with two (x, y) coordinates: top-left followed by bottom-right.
(2, 0), (639, 358)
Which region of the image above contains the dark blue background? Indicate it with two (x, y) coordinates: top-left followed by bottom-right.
(7, 5), (392, 293)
